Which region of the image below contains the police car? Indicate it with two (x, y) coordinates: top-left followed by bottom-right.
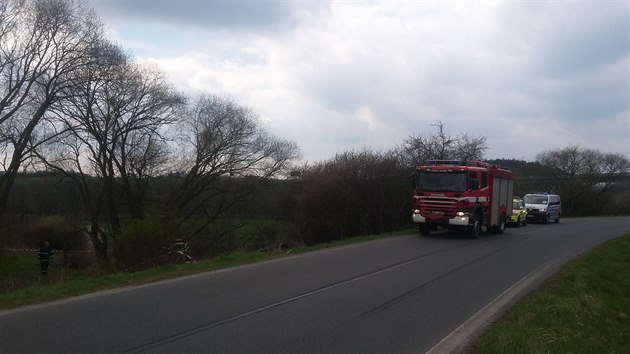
(524, 192), (561, 224)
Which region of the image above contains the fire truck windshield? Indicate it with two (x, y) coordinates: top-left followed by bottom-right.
(415, 171), (467, 192)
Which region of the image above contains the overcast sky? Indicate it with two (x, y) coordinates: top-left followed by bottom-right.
(89, 0), (629, 163)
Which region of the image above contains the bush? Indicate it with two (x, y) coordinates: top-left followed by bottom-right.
(294, 149), (410, 245)
(114, 218), (176, 270)
(242, 221), (299, 251)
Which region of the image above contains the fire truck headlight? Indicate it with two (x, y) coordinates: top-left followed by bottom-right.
(456, 211), (466, 217)
(413, 209), (420, 214)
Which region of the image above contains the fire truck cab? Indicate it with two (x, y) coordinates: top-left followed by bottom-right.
(412, 160), (514, 238)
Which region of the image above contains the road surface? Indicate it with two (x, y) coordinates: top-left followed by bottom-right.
(1, 216), (629, 353)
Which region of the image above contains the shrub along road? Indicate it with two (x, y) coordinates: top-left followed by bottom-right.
(1, 216), (629, 353)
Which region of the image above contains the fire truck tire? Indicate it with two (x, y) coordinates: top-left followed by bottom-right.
(489, 214), (506, 234)
(522, 217), (527, 226)
(467, 214), (481, 238)
(419, 223), (431, 235)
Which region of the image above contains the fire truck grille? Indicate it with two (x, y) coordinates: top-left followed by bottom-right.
(419, 198), (457, 216)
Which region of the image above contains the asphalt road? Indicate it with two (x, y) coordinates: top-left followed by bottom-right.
(2, 216), (629, 354)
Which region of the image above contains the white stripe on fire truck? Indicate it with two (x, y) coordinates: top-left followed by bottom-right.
(414, 196), (489, 202)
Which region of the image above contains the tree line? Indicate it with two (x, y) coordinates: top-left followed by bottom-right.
(0, 0), (299, 267)
(1, 1), (628, 271)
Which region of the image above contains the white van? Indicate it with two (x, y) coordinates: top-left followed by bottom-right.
(523, 193), (561, 224)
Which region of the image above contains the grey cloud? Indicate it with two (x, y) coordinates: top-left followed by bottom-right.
(469, 1), (630, 128)
(306, 65), (372, 113)
(87, 0), (628, 161)
(543, 72), (628, 123)
(90, 0), (330, 32)
(498, 2), (628, 78)
(537, 7), (627, 78)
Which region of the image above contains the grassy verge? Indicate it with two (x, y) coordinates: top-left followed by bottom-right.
(471, 233), (630, 353)
(0, 229), (413, 311)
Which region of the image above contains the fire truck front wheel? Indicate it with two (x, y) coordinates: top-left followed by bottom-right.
(467, 214), (481, 238)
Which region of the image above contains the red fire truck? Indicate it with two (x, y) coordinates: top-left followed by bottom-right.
(412, 160), (514, 237)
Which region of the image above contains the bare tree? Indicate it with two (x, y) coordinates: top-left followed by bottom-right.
(0, 0), (103, 216)
(537, 145), (630, 215)
(37, 42), (183, 266)
(107, 63), (184, 219)
(456, 132), (488, 162)
(402, 121), (487, 166)
(120, 129), (172, 216)
(170, 94), (300, 240)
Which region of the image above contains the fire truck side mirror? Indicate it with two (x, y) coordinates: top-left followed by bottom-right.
(469, 178), (479, 190)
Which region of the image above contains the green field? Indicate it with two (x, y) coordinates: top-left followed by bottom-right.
(471, 233), (630, 353)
